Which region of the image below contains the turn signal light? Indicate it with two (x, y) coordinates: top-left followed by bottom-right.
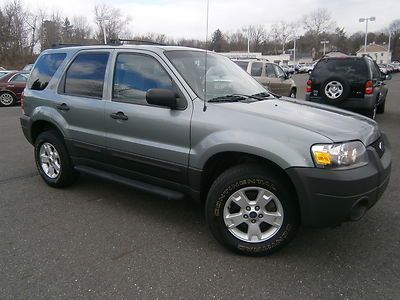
(313, 151), (332, 165)
(306, 80), (312, 93)
(365, 80), (374, 95)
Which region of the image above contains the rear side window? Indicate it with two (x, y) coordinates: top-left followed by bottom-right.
(28, 53), (66, 90)
(234, 61), (249, 71)
(313, 58), (368, 80)
(265, 64), (276, 77)
(63, 52), (109, 99)
(250, 62), (263, 77)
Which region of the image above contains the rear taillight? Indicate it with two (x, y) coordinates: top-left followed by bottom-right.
(21, 91), (24, 113)
(365, 80), (374, 95)
(306, 79), (312, 93)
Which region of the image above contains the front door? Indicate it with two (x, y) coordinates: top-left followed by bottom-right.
(104, 51), (192, 185)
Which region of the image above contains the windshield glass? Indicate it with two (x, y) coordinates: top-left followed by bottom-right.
(165, 50), (266, 101)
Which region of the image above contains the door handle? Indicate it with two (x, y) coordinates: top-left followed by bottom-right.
(110, 111), (128, 121)
(56, 103), (70, 111)
(7, 85), (15, 88)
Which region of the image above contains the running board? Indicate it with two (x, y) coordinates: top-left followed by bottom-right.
(74, 165), (185, 200)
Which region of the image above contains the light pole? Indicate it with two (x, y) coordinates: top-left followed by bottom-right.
(97, 16), (110, 44)
(359, 17), (376, 52)
(243, 27), (250, 53)
(293, 36), (298, 65)
(320, 40), (329, 56)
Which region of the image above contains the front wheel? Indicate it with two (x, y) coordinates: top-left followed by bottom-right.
(35, 131), (79, 188)
(205, 165), (299, 256)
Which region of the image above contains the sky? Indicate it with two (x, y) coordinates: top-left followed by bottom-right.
(4, 0), (400, 39)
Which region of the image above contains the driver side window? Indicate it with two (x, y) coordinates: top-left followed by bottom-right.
(273, 65), (285, 78)
(113, 53), (174, 105)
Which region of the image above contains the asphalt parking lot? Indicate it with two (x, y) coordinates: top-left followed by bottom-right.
(0, 74), (399, 299)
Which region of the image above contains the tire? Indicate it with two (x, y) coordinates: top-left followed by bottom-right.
(0, 92), (16, 107)
(377, 100), (385, 114)
(320, 77), (350, 105)
(364, 105), (377, 120)
(205, 164), (299, 256)
(289, 88), (296, 98)
(34, 130), (79, 188)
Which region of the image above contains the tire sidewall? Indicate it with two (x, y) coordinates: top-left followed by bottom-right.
(206, 168), (298, 256)
(320, 77), (350, 104)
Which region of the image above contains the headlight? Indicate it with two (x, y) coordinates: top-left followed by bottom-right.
(311, 141), (368, 169)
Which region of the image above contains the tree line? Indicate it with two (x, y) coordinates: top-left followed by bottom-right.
(1, 0), (399, 69)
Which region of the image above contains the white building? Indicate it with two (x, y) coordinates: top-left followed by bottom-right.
(356, 43), (392, 64)
(219, 52), (291, 65)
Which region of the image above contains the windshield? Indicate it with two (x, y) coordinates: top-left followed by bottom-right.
(165, 50), (266, 101)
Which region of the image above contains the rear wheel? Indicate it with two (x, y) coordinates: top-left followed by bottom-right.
(34, 131), (79, 187)
(205, 164), (299, 256)
(289, 88), (296, 98)
(377, 100), (385, 114)
(0, 92), (16, 107)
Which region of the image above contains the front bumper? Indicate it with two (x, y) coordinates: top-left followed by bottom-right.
(287, 133), (392, 227)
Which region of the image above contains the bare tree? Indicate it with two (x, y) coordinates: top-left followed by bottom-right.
(270, 21), (295, 53)
(303, 8), (335, 36)
(246, 25), (266, 51)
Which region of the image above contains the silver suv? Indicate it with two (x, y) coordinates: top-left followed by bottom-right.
(20, 45), (391, 256)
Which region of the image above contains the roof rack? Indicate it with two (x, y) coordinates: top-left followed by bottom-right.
(109, 39), (166, 46)
(51, 43), (84, 48)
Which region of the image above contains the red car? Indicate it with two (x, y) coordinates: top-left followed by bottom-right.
(0, 71), (29, 107)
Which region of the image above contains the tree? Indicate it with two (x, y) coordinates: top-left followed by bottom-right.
(270, 21), (295, 53)
(388, 19), (400, 61)
(246, 25), (266, 52)
(210, 29), (226, 52)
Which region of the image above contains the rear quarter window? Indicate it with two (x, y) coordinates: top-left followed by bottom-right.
(313, 59), (368, 81)
(28, 53), (67, 90)
(234, 61), (249, 71)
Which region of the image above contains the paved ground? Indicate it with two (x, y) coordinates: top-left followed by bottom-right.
(0, 74), (399, 299)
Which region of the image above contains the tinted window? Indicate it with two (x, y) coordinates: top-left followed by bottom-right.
(313, 58), (368, 80)
(10, 74), (28, 82)
(29, 53), (66, 90)
(234, 61), (249, 71)
(250, 62), (263, 77)
(113, 53), (174, 105)
(369, 60), (381, 80)
(64, 52), (109, 98)
(265, 64), (276, 77)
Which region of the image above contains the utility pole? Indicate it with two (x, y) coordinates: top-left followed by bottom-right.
(97, 16), (110, 44)
(321, 40), (329, 56)
(359, 17), (376, 52)
(293, 36), (298, 65)
(388, 30), (392, 63)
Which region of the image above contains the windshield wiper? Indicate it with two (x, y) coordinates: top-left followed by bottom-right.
(208, 95), (247, 103)
(252, 91), (281, 99)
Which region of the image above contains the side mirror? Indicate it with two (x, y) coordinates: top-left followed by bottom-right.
(286, 73), (292, 79)
(385, 74), (392, 81)
(146, 88), (178, 109)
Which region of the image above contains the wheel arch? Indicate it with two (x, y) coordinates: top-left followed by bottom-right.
(31, 119), (65, 144)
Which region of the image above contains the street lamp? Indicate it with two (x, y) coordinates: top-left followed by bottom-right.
(97, 16), (110, 45)
(321, 40), (329, 56)
(292, 36), (299, 65)
(243, 27), (250, 53)
(359, 17), (376, 52)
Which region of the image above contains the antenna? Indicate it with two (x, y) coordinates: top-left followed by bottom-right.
(203, 0), (210, 112)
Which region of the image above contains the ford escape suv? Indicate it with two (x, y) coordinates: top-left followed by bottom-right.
(305, 56), (390, 119)
(20, 45), (391, 256)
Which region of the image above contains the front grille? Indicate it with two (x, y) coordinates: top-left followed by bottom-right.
(370, 137), (385, 158)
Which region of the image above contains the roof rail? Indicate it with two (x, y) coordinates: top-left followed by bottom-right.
(109, 39), (166, 46)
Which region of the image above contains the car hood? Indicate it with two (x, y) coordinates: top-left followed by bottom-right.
(215, 97), (380, 145)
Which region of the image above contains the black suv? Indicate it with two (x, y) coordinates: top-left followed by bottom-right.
(305, 56), (390, 119)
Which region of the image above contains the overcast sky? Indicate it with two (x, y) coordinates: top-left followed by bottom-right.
(4, 0), (399, 39)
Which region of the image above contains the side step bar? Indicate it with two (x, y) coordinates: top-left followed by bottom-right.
(74, 165), (185, 200)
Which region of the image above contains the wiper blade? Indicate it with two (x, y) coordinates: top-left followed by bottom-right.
(208, 95), (246, 103)
(252, 91), (281, 99)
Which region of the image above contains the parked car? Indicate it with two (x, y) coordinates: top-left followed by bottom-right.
(0, 66), (5, 70)
(306, 56), (390, 119)
(20, 45), (391, 256)
(234, 60), (297, 97)
(0, 70), (14, 78)
(298, 63), (315, 74)
(389, 63), (400, 72)
(22, 64), (34, 72)
(281, 65), (295, 74)
(0, 71), (29, 106)
(378, 64), (388, 75)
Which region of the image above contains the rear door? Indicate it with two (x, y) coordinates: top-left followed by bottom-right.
(104, 50), (192, 185)
(56, 50), (112, 164)
(250, 61), (269, 87)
